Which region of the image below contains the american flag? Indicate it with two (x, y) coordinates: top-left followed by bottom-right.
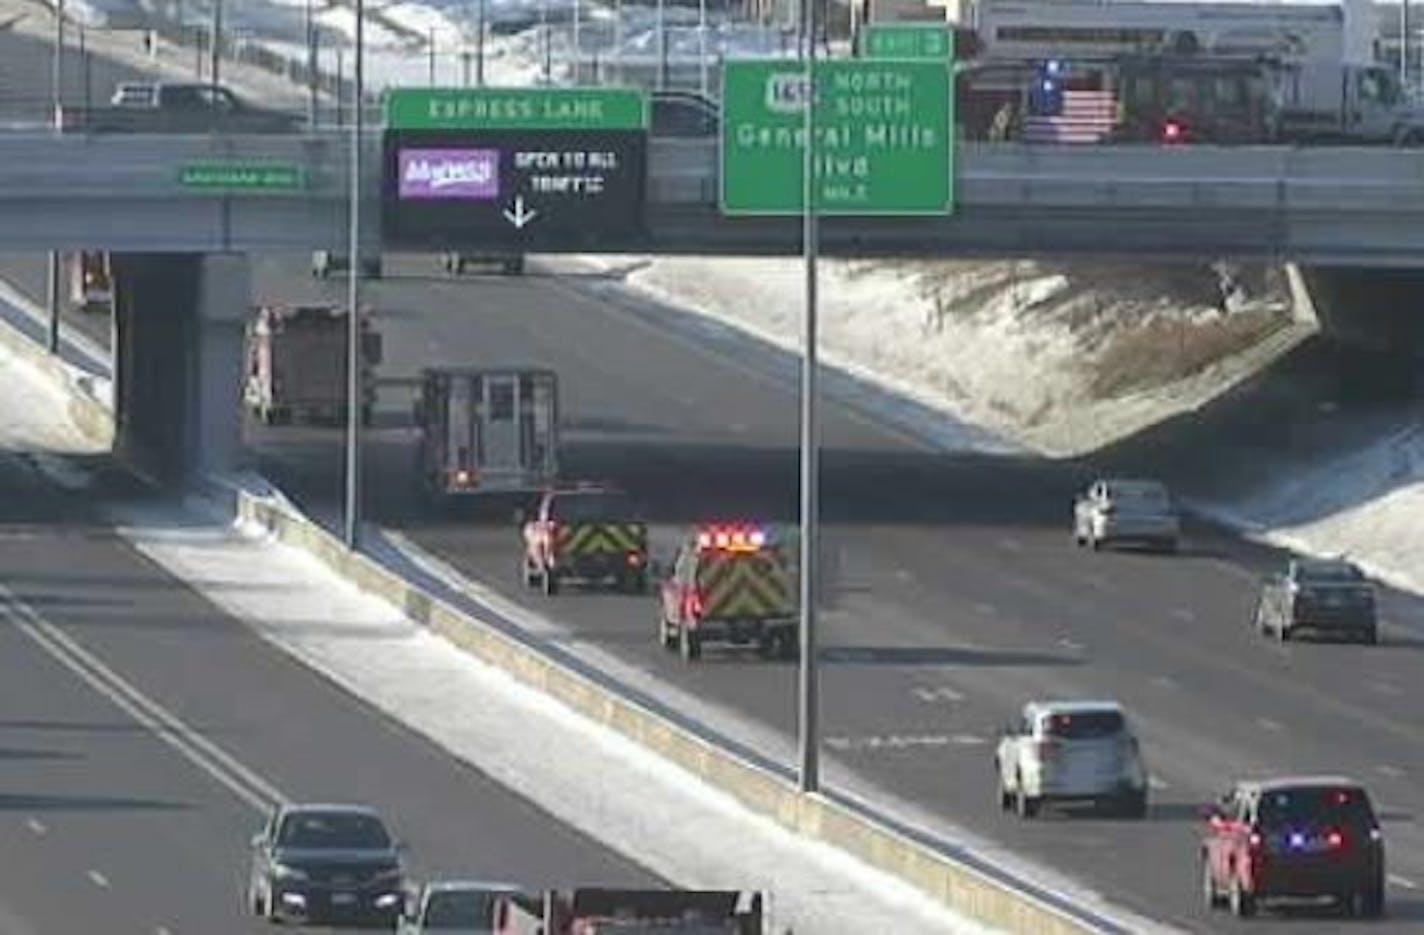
(1020, 90), (1118, 144)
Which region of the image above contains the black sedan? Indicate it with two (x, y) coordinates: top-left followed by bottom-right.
(247, 802), (406, 926)
(1254, 557), (1378, 644)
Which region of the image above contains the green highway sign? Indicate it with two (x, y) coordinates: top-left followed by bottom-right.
(384, 87), (648, 130)
(859, 22), (953, 60)
(720, 59), (953, 216)
(178, 162), (305, 191)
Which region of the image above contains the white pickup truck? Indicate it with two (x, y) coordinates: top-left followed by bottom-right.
(1073, 477), (1180, 553)
(995, 700), (1149, 819)
(397, 881), (519, 933)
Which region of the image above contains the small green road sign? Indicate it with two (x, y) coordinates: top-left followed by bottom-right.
(178, 162), (306, 191)
(720, 59), (953, 216)
(384, 87), (648, 131)
(859, 22), (953, 60)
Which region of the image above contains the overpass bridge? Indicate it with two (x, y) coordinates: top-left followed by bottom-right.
(3, 131), (1424, 265)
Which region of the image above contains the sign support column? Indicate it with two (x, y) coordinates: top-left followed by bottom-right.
(797, 0), (820, 796)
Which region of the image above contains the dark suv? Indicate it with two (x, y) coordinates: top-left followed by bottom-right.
(1255, 558), (1377, 643)
(1201, 777), (1385, 918)
(247, 803), (406, 926)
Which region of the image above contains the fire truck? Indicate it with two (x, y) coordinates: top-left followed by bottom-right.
(492, 888), (764, 935)
(69, 251), (113, 314)
(413, 367), (559, 506)
(243, 304), (382, 426)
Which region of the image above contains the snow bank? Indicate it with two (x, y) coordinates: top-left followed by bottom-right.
(573, 255), (1299, 457)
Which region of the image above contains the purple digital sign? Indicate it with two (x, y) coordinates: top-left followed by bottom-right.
(398, 148), (500, 200)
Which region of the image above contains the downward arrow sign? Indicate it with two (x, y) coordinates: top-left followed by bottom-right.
(503, 195), (539, 230)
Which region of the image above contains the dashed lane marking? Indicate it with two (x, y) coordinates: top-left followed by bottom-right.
(1376, 765), (1405, 779)
(973, 602), (996, 616)
(1255, 717), (1284, 732)
(1148, 775), (1169, 791)
(25, 818), (45, 836)
(87, 870), (109, 889)
(1150, 675), (1178, 690)
(1057, 638), (1086, 652)
(1373, 682), (1402, 697)
(1389, 874), (1418, 890)
(1170, 607), (1196, 622)
(911, 686), (965, 704)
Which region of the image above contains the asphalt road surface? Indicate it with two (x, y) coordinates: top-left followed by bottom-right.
(0, 450), (650, 934)
(237, 254), (1424, 935)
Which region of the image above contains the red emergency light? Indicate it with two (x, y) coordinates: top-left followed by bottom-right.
(696, 525), (768, 553)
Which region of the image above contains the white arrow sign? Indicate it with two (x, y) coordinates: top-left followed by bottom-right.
(502, 195), (539, 230)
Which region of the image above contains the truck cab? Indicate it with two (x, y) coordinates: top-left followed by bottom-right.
(414, 367), (558, 507)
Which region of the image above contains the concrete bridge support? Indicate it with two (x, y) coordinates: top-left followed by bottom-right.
(110, 253), (250, 484)
(1299, 266), (1424, 354)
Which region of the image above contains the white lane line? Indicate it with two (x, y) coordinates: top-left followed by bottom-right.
(1255, 717), (1284, 732)
(86, 870), (109, 889)
(25, 818), (46, 837)
(911, 686), (964, 704)
(1372, 682), (1402, 697)
(1376, 765), (1405, 779)
(1150, 675), (1178, 690)
(0, 585), (285, 814)
(972, 602), (996, 616)
(1388, 874), (1419, 890)
(1148, 775), (1169, 791)
(155, 927), (174, 935)
(893, 569), (913, 583)
(1057, 637), (1086, 652)
(997, 538), (1023, 553)
(950, 734), (986, 746)
(1170, 607), (1195, 623)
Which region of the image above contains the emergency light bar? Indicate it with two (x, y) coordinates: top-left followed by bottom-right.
(696, 525), (768, 552)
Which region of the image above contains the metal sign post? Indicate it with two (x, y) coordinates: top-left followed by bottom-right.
(48, 0), (64, 357)
(344, 0), (365, 550)
(797, 0), (820, 797)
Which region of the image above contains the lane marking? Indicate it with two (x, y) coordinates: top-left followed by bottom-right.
(911, 685), (965, 704)
(1255, 717), (1283, 732)
(0, 584), (285, 814)
(1376, 765), (1405, 779)
(1148, 775), (1169, 791)
(1170, 607), (1195, 623)
(997, 538), (1023, 553)
(893, 569), (913, 583)
(1150, 675), (1178, 690)
(972, 602), (996, 616)
(25, 818), (45, 836)
(1057, 637), (1086, 652)
(1388, 874), (1418, 890)
(87, 870), (109, 889)
(1372, 681), (1402, 697)
(950, 734), (986, 746)
(155, 927), (174, 935)
(824, 733), (958, 752)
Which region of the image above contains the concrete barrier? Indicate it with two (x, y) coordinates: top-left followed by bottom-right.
(237, 493), (1115, 935)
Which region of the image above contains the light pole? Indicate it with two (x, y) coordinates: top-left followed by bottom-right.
(613, 0), (623, 84)
(698, 0), (707, 95)
(47, 0), (65, 358)
(344, 0), (365, 550)
(476, 0), (487, 85)
(540, 0), (550, 83)
(1403, 0), (1412, 89)
(796, 0), (820, 795)
(656, 0), (667, 88)
(305, 0), (317, 129)
(428, 26), (437, 83)
(210, 0), (222, 88)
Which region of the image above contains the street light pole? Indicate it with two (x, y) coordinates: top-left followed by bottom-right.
(305, 0), (318, 129)
(428, 26), (437, 83)
(476, 0), (487, 85)
(698, 0), (707, 96)
(656, 0), (667, 89)
(344, 0), (365, 550)
(210, 0), (222, 88)
(47, 0), (65, 358)
(796, 0), (820, 795)
(1403, 0), (1412, 90)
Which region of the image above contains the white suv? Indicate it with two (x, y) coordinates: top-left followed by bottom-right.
(995, 700), (1148, 818)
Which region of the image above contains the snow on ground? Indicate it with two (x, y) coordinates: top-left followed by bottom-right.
(95, 493), (1000, 935)
(568, 255), (1303, 457)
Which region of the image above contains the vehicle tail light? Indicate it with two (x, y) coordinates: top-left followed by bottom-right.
(626, 551), (644, 567)
(686, 589), (703, 618)
(1326, 828), (1345, 850)
(1162, 119), (1185, 143)
(1369, 826), (1383, 843)
(1248, 831), (1263, 851)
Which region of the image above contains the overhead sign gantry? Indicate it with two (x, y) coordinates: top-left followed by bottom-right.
(381, 87), (649, 251)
